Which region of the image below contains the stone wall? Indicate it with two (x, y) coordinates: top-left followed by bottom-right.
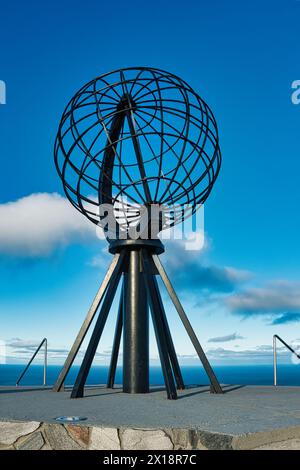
(0, 421), (213, 450)
(1, 420), (300, 450)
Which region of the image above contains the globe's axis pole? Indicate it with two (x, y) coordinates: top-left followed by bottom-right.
(123, 249), (149, 394)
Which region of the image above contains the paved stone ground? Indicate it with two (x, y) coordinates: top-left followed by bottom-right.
(1, 385), (300, 449)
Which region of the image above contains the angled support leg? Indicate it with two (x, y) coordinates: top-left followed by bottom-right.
(53, 254), (122, 392)
(152, 274), (185, 390)
(107, 283), (124, 388)
(142, 250), (177, 400)
(71, 253), (125, 398)
(152, 254), (223, 394)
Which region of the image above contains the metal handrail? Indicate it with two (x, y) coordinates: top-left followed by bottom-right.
(16, 338), (47, 386)
(273, 334), (300, 386)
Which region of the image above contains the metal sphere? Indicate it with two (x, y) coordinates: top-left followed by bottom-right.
(54, 67), (221, 236)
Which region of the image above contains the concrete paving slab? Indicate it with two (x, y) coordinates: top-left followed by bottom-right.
(1, 384), (300, 439)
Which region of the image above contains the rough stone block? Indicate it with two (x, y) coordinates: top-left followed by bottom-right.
(44, 424), (82, 450)
(16, 431), (44, 450)
(89, 427), (120, 450)
(66, 425), (89, 448)
(121, 428), (173, 450)
(0, 421), (40, 446)
(196, 430), (233, 450)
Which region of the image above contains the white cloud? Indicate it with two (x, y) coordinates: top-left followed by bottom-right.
(7, 338), (42, 349)
(162, 237), (252, 293)
(208, 332), (245, 343)
(0, 193), (96, 257)
(226, 280), (300, 322)
(87, 249), (110, 267)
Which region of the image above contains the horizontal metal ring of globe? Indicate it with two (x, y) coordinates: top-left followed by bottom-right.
(54, 67), (221, 238)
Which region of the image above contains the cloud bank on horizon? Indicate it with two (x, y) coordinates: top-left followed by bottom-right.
(3, 336), (297, 366)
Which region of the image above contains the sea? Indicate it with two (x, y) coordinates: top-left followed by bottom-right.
(1, 364), (300, 387)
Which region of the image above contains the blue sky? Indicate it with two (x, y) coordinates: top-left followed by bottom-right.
(0, 0), (300, 366)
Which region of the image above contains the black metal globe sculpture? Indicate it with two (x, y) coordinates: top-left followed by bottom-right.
(54, 67), (221, 239)
(53, 67), (222, 399)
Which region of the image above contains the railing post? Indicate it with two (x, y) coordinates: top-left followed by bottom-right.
(16, 338), (48, 387)
(44, 339), (47, 386)
(273, 335), (277, 386)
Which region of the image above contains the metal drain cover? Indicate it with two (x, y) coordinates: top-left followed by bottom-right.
(55, 416), (87, 422)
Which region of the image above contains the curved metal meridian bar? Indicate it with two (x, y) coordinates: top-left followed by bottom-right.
(125, 101), (152, 204)
(99, 102), (126, 207)
(120, 71), (152, 204)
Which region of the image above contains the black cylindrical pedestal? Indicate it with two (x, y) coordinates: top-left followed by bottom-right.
(123, 250), (149, 393)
